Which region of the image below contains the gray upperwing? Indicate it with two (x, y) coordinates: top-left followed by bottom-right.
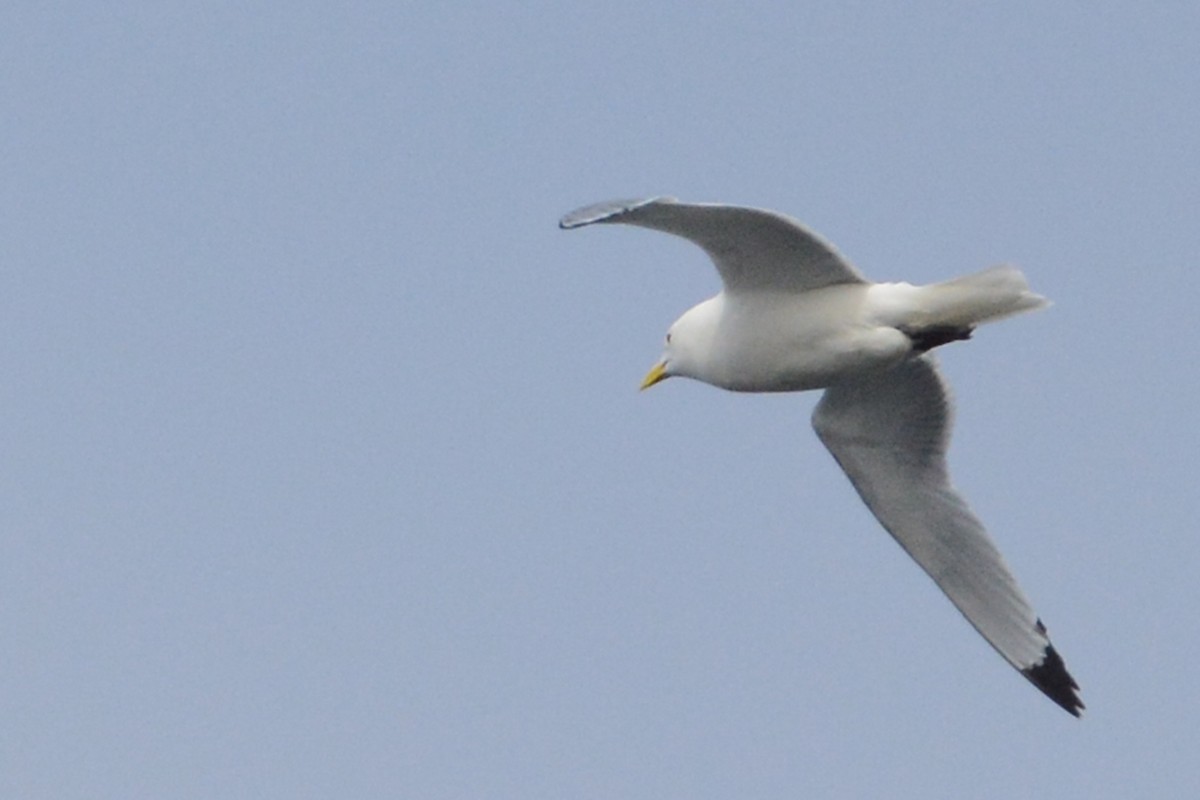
(811, 355), (1083, 716)
(560, 196), (867, 293)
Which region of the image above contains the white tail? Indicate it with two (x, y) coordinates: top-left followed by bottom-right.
(919, 265), (1049, 329)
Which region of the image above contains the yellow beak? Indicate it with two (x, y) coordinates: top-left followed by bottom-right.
(640, 360), (669, 390)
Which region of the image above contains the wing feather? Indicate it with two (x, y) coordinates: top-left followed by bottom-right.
(560, 196), (865, 293)
(812, 355), (1083, 715)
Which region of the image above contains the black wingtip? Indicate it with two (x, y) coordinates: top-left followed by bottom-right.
(1022, 621), (1084, 717)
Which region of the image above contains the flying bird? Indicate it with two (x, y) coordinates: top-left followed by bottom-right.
(560, 196), (1083, 716)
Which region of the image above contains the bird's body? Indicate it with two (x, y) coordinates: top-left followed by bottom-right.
(663, 287), (907, 392)
(560, 196), (1084, 716)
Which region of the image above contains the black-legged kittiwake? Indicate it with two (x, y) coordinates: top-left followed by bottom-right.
(560, 196), (1083, 716)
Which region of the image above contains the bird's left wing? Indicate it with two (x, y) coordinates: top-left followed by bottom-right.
(811, 355), (1083, 716)
(559, 197), (866, 293)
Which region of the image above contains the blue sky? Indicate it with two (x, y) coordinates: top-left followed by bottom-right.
(3, 3), (1198, 797)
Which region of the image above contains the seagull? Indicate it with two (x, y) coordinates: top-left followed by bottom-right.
(560, 196), (1083, 716)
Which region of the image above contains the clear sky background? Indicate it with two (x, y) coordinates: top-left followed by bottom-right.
(3, 3), (1197, 798)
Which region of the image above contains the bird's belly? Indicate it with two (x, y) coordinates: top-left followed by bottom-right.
(713, 324), (911, 393)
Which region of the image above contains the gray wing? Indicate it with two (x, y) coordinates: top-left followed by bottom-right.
(559, 196), (866, 293)
(811, 355), (1083, 716)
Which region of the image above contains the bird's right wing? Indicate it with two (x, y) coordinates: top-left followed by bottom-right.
(559, 197), (866, 293)
(811, 355), (1083, 716)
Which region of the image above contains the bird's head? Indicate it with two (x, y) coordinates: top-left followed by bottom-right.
(640, 297), (720, 390)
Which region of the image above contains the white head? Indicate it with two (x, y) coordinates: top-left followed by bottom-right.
(640, 296), (721, 390)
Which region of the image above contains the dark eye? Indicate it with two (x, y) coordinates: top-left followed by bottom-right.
(666, 333), (672, 344)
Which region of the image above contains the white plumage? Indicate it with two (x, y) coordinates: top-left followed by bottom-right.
(561, 196), (1082, 716)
